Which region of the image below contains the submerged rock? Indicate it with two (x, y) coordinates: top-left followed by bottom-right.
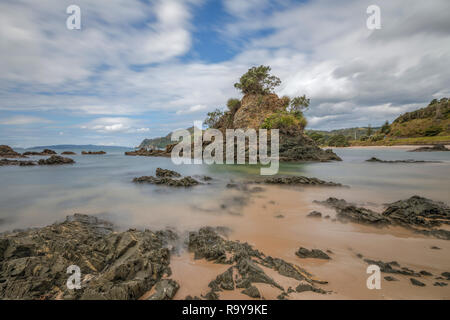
(409, 144), (449, 152)
(23, 149), (57, 156)
(307, 211), (322, 218)
(410, 278), (426, 287)
(0, 145), (26, 158)
(38, 155), (75, 165)
(133, 176), (200, 187)
(155, 168), (181, 178)
(61, 151), (76, 155)
(295, 247), (331, 260)
(257, 176), (344, 187)
(81, 151), (106, 155)
(125, 147), (171, 157)
(366, 157), (440, 163)
(0, 159), (36, 166)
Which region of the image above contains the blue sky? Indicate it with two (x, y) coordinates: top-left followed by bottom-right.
(1, 0), (449, 147)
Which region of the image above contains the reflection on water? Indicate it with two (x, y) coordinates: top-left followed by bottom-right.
(0, 147), (449, 232)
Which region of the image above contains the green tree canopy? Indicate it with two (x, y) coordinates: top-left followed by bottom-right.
(234, 65), (281, 95)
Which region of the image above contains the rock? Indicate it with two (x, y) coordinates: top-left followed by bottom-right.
(433, 282), (448, 287)
(257, 176), (344, 187)
(133, 176), (200, 187)
(61, 151), (76, 155)
(147, 279), (179, 300)
(419, 270), (432, 276)
(295, 281), (327, 294)
(431, 246), (441, 250)
(384, 276), (398, 281)
(0, 159), (36, 166)
(38, 155), (75, 165)
(366, 157), (440, 163)
(364, 259), (420, 277)
(409, 144), (449, 152)
(155, 168), (181, 178)
(0, 145), (26, 158)
(274, 214), (284, 219)
(410, 278), (426, 287)
(125, 147), (171, 158)
(441, 272), (450, 280)
(295, 247), (330, 260)
(23, 149), (57, 156)
(241, 286), (261, 299)
(81, 151), (106, 155)
(307, 211), (322, 218)
(382, 196), (450, 228)
(0, 214), (173, 300)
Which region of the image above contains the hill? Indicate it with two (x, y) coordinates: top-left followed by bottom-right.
(138, 127), (194, 149)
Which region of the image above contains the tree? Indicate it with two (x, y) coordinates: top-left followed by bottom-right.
(367, 124), (373, 136)
(204, 109), (224, 128)
(234, 65), (281, 95)
(380, 120), (390, 134)
(226, 98), (241, 114)
(289, 95), (310, 112)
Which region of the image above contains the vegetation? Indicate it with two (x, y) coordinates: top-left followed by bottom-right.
(204, 109), (224, 128)
(234, 65), (281, 95)
(261, 111), (307, 132)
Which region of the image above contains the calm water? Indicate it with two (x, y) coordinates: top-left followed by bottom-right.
(0, 147), (449, 232)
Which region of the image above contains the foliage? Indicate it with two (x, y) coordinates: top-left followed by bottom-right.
(380, 120), (391, 134)
(226, 98), (241, 114)
(424, 125), (442, 136)
(234, 65), (281, 95)
(261, 111), (307, 131)
(204, 108), (224, 128)
(327, 134), (350, 147)
(289, 95), (310, 112)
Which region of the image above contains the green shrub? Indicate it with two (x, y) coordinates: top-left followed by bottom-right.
(327, 134), (350, 147)
(424, 125), (442, 136)
(227, 98), (241, 114)
(234, 65), (281, 95)
(261, 111), (307, 131)
(204, 109), (224, 128)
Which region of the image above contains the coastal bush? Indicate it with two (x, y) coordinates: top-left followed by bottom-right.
(204, 109), (224, 128)
(327, 134), (350, 147)
(424, 125), (442, 136)
(234, 65), (281, 95)
(289, 95), (310, 112)
(261, 111), (307, 132)
(226, 98), (241, 114)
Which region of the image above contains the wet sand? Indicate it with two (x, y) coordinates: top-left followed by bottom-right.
(169, 185), (450, 300)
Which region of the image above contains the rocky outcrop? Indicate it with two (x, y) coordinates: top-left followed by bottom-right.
(0, 214), (175, 300)
(125, 146), (173, 157)
(255, 176), (345, 187)
(0, 145), (26, 158)
(0, 159), (36, 166)
(383, 196), (450, 228)
(409, 144), (449, 152)
(38, 155), (75, 165)
(189, 227), (328, 299)
(315, 196), (450, 239)
(366, 157), (440, 163)
(307, 211), (322, 218)
(155, 168), (181, 178)
(61, 151), (76, 155)
(23, 149), (57, 156)
(295, 248), (330, 260)
(81, 151), (106, 155)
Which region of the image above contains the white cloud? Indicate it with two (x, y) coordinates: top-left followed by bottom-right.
(0, 115), (52, 125)
(176, 104), (207, 115)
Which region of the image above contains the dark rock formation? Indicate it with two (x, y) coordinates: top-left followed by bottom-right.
(0, 159), (36, 166)
(256, 176), (344, 187)
(133, 176), (200, 187)
(0, 214), (175, 300)
(61, 151), (76, 155)
(155, 168), (181, 178)
(366, 157), (440, 163)
(384, 276), (398, 281)
(188, 227), (327, 299)
(81, 151), (106, 155)
(0, 145), (26, 158)
(125, 147), (171, 157)
(410, 278), (426, 287)
(296, 247), (331, 260)
(433, 282), (448, 287)
(382, 195), (450, 228)
(409, 144), (449, 152)
(315, 196), (450, 239)
(38, 155), (75, 165)
(364, 259), (421, 277)
(307, 211), (322, 218)
(147, 279), (179, 300)
(23, 149), (57, 156)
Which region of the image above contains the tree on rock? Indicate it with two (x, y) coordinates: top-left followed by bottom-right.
(234, 65), (281, 95)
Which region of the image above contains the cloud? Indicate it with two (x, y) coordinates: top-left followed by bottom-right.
(176, 104), (207, 115)
(81, 117), (150, 134)
(0, 115), (52, 125)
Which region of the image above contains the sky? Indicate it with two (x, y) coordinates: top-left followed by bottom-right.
(0, 0), (449, 147)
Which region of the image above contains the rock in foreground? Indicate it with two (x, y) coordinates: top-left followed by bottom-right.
(0, 145), (26, 158)
(409, 144), (449, 152)
(0, 159), (36, 166)
(0, 214), (175, 300)
(23, 149), (57, 156)
(38, 155), (75, 165)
